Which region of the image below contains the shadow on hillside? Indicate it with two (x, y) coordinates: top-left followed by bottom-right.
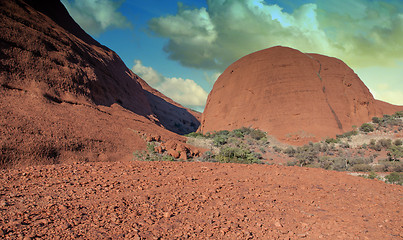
(144, 91), (200, 135)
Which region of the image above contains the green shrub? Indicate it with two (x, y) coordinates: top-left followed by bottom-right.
(369, 139), (376, 147)
(273, 146), (282, 153)
(385, 172), (403, 185)
(378, 139), (392, 148)
(229, 129), (245, 138)
(147, 142), (156, 153)
(377, 160), (403, 172)
(372, 164), (387, 172)
(133, 150), (160, 162)
(295, 145), (319, 167)
(367, 171), (379, 180)
(283, 146), (296, 157)
(340, 142), (350, 149)
(325, 138), (340, 144)
(319, 143), (330, 153)
(368, 139), (382, 151)
(360, 123), (374, 132)
(392, 111), (403, 118)
(351, 164), (372, 172)
(133, 150), (146, 161)
(348, 157), (372, 165)
(374, 143), (383, 151)
(239, 127), (252, 135)
(331, 157), (348, 171)
(387, 145), (403, 161)
(199, 151), (215, 162)
(318, 156), (333, 170)
(250, 129), (266, 140)
(185, 132), (205, 138)
(377, 113), (403, 127)
(216, 146), (261, 164)
(312, 143), (322, 152)
(213, 134), (228, 146)
(162, 155), (176, 161)
(336, 130), (358, 139)
(372, 116), (380, 123)
(394, 139), (402, 146)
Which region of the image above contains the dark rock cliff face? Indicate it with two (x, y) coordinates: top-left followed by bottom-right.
(200, 46), (403, 144)
(0, 0), (200, 167)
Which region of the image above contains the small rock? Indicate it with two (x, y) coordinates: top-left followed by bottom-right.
(58, 205), (68, 211)
(0, 200), (8, 207)
(153, 135), (161, 142)
(274, 221), (283, 228)
(36, 219), (49, 226)
(179, 151), (187, 161)
(154, 146), (164, 154)
(167, 149), (180, 158)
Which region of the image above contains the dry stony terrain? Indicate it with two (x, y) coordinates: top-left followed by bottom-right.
(1, 1), (402, 239)
(0, 160), (402, 239)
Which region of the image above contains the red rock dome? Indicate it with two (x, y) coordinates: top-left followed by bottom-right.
(200, 46), (403, 144)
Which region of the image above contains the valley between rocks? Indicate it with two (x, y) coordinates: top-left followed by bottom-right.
(0, 160), (401, 239)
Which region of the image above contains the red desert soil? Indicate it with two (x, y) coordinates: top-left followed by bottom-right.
(0, 0), (200, 167)
(200, 47), (403, 145)
(0, 160), (402, 239)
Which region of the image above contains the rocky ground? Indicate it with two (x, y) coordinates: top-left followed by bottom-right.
(0, 160), (401, 239)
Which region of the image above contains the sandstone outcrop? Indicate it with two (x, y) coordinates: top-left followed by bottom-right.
(200, 46), (403, 144)
(0, 0), (200, 167)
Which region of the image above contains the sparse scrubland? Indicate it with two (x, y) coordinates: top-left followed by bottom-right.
(138, 111), (403, 185)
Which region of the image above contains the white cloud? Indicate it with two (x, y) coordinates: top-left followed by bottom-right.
(132, 60), (208, 108)
(158, 77), (208, 107)
(61, 0), (131, 35)
(148, 0), (403, 71)
(132, 60), (163, 87)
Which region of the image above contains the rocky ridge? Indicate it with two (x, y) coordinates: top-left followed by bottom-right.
(0, 0), (200, 167)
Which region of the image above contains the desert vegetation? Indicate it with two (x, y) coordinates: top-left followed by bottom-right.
(136, 111), (403, 185)
(187, 127), (267, 164)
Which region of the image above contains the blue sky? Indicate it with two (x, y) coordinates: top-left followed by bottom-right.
(61, 0), (403, 111)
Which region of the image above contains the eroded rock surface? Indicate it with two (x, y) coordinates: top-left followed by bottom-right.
(0, 0), (199, 167)
(200, 46), (403, 144)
